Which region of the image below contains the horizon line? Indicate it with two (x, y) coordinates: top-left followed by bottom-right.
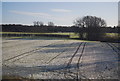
(1, 23), (118, 27)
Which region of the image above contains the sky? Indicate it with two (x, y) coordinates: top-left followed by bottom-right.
(2, 2), (118, 26)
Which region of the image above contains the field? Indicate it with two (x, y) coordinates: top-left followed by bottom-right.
(2, 37), (120, 80)
(1, 32), (120, 42)
(1, 32), (79, 39)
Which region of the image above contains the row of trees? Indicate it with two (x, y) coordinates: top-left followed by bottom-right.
(33, 21), (54, 26)
(33, 16), (107, 28)
(5, 15), (118, 41)
(32, 16), (118, 40)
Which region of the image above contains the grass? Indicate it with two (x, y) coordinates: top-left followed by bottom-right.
(103, 33), (120, 40)
(1, 32), (80, 39)
(105, 33), (119, 38)
(1, 32), (74, 35)
(2, 75), (36, 81)
(1, 32), (120, 43)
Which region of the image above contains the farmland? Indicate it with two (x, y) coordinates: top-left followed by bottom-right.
(2, 2), (120, 80)
(2, 38), (119, 80)
(1, 32), (80, 39)
(1, 32), (120, 42)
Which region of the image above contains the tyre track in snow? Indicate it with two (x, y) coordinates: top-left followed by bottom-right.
(63, 42), (87, 79)
(46, 42), (76, 64)
(3, 40), (43, 48)
(106, 43), (120, 62)
(107, 43), (120, 51)
(3, 40), (64, 63)
(66, 42), (83, 68)
(38, 42), (87, 79)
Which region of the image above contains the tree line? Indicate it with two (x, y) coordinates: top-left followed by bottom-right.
(2, 15), (120, 41)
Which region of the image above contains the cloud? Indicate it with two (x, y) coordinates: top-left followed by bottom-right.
(51, 9), (72, 13)
(9, 10), (75, 26)
(9, 10), (51, 17)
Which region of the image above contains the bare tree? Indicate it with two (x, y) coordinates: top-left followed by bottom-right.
(73, 18), (85, 28)
(48, 22), (54, 26)
(74, 16), (106, 28)
(38, 21), (44, 26)
(33, 21), (37, 26)
(73, 16), (107, 40)
(33, 21), (44, 26)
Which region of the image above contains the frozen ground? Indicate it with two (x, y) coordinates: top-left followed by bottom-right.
(2, 38), (119, 79)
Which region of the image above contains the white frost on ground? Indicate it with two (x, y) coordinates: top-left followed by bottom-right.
(2, 39), (119, 79)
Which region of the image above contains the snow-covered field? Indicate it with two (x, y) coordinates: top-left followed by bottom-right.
(2, 39), (119, 79)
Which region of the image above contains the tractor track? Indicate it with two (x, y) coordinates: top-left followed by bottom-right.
(66, 42), (83, 68)
(3, 40), (64, 63)
(12, 41), (76, 63)
(63, 42), (87, 79)
(106, 43), (120, 61)
(2, 40), (43, 48)
(106, 43), (120, 53)
(76, 42), (86, 79)
(44, 42), (88, 79)
(46, 42), (76, 64)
